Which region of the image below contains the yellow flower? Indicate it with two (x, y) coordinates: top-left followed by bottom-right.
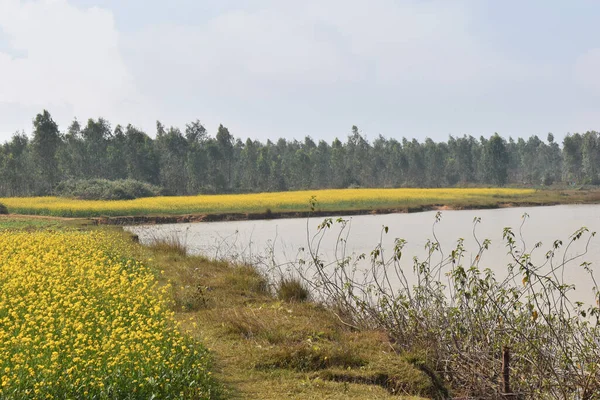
(0, 230), (212, 396)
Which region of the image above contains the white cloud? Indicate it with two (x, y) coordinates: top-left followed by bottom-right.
(122, 0), (546, 107)
(0, 0), (579, 142)
(0, 0), (141, 135)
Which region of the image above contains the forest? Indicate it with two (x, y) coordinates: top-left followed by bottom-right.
(0, 109), (597, 197)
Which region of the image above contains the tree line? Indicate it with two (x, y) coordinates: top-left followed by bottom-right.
(0, 110), (597, 197)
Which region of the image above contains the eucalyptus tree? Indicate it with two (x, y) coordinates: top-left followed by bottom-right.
(311, 140), (332, 188)
(31, 110), (61, 193)
(238, 138), (260, 191)
(0, 133), (33, 196)
(57, 119), (85, 180)
(542, 133), (562, 185)
(330, 137), (348, 188)
(581, 131), (600, 184)
(519, 135), (546, 185)
(155, 122), (189, 195)
(402, 138), (426, 187)
(423, 138), (447, 187)
(256, 145), (271, 190)
(345, 126), (371, 187)
(562, 133), (584, 184)
(483, 133), (509, 186)
(106, 125), (128, 180)
(370, 135), (390, 187)
(185, 119), (209, 193)
(123, 124), (158, 184)
(80, 118), (112, 179)
(3, 108), (600, 196)
(216, 124), (234, 189)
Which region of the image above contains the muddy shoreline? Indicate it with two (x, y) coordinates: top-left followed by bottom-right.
(91, 201), (559, 226)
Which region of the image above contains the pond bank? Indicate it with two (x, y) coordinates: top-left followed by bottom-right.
(92, 200), (557, 225)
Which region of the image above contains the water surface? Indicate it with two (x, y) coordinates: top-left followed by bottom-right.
(127, 204), (600, 305)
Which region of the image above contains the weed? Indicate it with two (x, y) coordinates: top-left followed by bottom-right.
(222, 265), (269, 295)
(277, 277), (310, 302)
(257, 342), (365, 372)
(148, 233), (187, 257)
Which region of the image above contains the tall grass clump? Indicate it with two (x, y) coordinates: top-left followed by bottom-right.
(293, 213), (600, 399)
(277, 277), (310, 302)
(0, 230), (219, 399)
(148, 233), (188, 257)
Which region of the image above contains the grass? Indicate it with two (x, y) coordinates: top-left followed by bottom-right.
(0, 215), (79, 230)
(147, 234), (188, 257)
(142, 232), (446, 399)
(0, 227), (220, 399)
(0, 187), (547, 217)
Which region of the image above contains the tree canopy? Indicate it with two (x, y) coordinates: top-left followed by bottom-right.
(0, 110), (595, 196)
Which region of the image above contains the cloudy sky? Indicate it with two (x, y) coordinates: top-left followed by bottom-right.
(0, 0), (599, 143)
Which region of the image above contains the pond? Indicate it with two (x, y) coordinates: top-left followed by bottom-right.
(127, 204), (600, 306)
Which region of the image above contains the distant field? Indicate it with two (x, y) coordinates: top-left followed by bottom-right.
(0, 188), (541, 217)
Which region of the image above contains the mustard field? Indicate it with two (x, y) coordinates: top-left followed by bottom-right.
(0, 230), (218, 399)
(0, 188), (536, 217)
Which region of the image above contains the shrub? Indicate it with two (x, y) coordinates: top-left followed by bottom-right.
(54, 179), (162, 200)
(0, 203), (8, 215)
(295, 213), (600, 398)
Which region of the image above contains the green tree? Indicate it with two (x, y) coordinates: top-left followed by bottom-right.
(31, 110), (61, 193)
(156, 122), (189, 195)
(185, 120), (209, 193)
(483, 133), (509, 186)
(57, 119), (86, 180)
(541, 133), (562, 185)
(216, 124), (234, 189)
(124, 125), (158, 183)
(581, 131), (600, 184)
(562, 133), (583, 184)
(0, 133), (34, 196)
(80, 118), (111, 179)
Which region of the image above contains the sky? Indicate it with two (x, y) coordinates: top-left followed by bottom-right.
(0, 0), (599, 144)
